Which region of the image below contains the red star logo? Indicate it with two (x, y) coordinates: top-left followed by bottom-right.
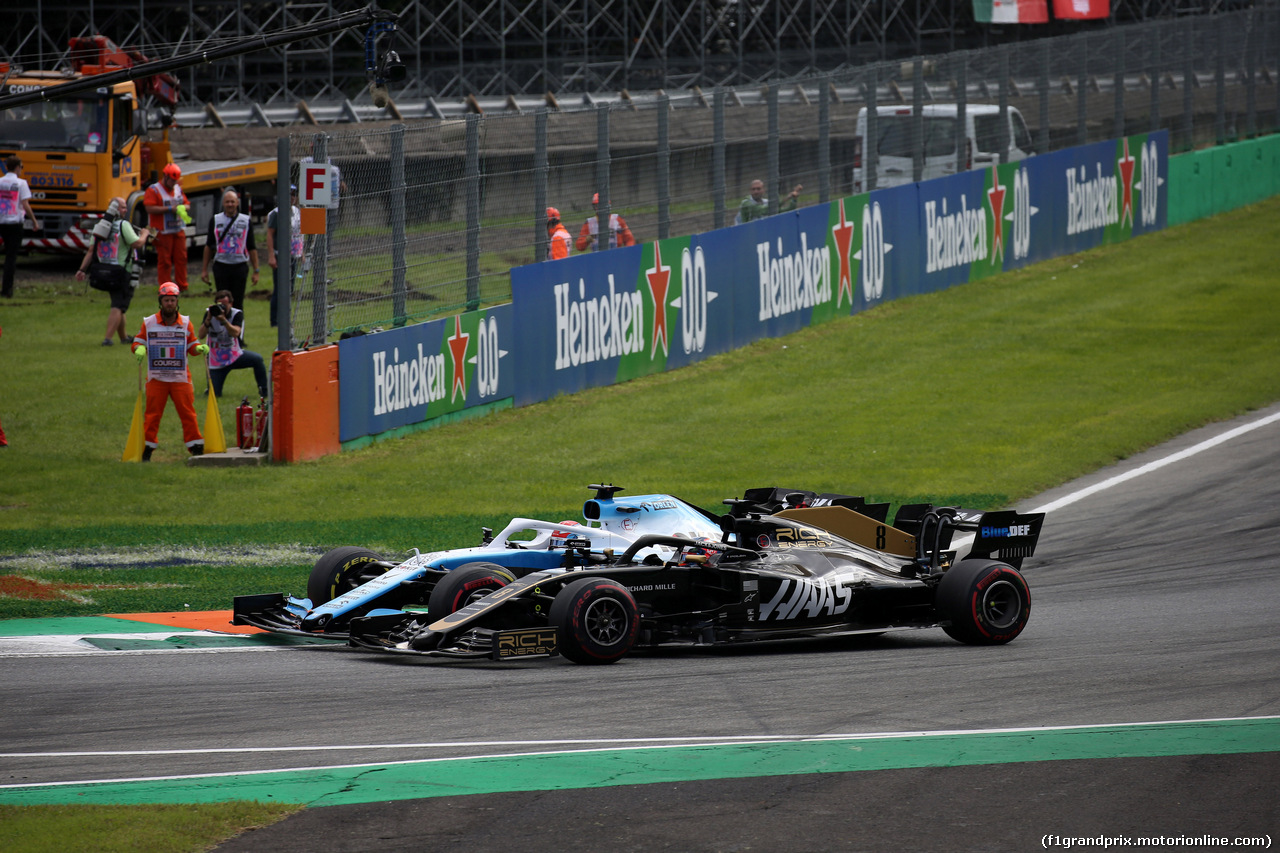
(446, 315), (470, 403)
(987, 167), (1007, 265)
(831, 198), (855, 307)
(645, 242), (670, 359)
(1117, 138), (1136, 230)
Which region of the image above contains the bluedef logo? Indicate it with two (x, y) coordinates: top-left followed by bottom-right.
(372, 344), (446, 416)
(981, 524), (1032, 539)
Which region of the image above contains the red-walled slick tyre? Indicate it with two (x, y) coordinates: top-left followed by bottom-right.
(936, 559), (1030, 645)
(427, 563), (516, 618)
(549, 577), (639, 664)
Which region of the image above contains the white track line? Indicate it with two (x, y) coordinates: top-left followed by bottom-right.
(2, 716), (1274, 790)
(1030, 409), (1280, 515)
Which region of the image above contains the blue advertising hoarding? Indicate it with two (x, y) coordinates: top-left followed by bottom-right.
(337, 131), (1166, 445)
(338, 304), (514, 443)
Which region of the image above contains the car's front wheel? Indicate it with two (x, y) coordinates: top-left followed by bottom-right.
(549, 577), (639, 664)
(427, 563), (516, 620)
(936, 559), (1030, 645)
(307, 546), (387, 606)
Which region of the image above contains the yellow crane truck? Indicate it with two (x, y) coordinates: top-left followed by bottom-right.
(0, 36), (276, 254)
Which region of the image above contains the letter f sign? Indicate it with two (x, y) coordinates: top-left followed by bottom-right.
(301, 164), (332, 208)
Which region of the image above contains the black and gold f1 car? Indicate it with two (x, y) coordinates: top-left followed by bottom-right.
(346, 487), (1045, 664)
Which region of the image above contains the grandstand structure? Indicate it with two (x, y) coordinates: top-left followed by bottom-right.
(3, 0), (1248, 115)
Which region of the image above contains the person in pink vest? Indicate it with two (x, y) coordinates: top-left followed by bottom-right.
(75, 197), (150, 346)
(0, 156), (41, 299)
(200, 189), (259, 310)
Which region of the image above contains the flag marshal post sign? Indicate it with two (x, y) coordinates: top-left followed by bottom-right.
(299, 162), (332, 234)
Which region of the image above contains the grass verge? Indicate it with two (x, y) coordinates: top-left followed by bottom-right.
(0, 802), (302, 853)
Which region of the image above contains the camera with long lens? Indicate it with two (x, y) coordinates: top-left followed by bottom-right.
(208, 302), (225, 319)
(91, 198), (122, 240)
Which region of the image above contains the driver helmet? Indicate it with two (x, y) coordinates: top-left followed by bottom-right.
(680, 537), (722, 567)
(158, 282), (180, 298)
(550, 520), (580, 543)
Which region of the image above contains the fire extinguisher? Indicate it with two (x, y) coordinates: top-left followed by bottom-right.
(236, 397), (254, 450)
(253, 397), (268, 450)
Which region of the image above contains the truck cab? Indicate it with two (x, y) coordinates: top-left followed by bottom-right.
(852, 104), (1036, 193)
(0, 70), (147, 251)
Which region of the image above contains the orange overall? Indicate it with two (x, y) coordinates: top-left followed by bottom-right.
(132, 312), (203, 449)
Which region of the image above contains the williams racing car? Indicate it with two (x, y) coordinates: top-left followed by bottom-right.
(232, 485), (728, 639)
(330, 486), (1046, 664)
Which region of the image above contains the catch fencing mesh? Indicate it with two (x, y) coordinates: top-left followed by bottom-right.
(282, 9), (1278, 347)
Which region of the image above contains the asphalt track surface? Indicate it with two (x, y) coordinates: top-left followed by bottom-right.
(3, 403), (1279, 851)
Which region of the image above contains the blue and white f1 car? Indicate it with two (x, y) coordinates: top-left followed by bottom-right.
(231, 485), (726, 638)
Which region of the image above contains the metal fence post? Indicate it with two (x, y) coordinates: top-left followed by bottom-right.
(1150, 22), (1161, 135)
(596, 104), (611, 247)
(866, 67), (879, 192)
(912, 57), (925, 183)
(713, 88), (726, 229)
(956, 55), (968, 175)
(275, 136), (291, 353)
(390, 124), (407, 327)
(1077, 36), (1088, 147)
(1274, 6), (1280, 135)
(310, 132), (328, 347)
(768, 81), (780, 216)
(657, 93), (670, 239)
(1215, 16), (1226, 144)
(465, 113), (480, 311)
(1114, 29), (1126, 139)
(535, 108), (548, 264)
(1245, 11), (1257, 138)
(999, 48), (1010, 164)
(1182, 20), (1194, 151)
(818, 75), (830, 204)
(1039, 40), (1051, 154)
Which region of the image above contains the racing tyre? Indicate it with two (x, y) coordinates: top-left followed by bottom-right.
(427, 563), (516, 619)
(307, 547), (388, 606)
(549, 577), (639, 665)
(936, 559), (1030, 645)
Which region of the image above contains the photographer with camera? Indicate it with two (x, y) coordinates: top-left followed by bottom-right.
(76, 196), (150, 346)
(198, 289), (267, 400)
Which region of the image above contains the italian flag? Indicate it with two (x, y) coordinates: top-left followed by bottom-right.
(974, 0), (1049, 23)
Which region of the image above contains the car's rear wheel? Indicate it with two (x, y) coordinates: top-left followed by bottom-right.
(549, 577), (639, 664)
(307, 546), (387, 606)
(427, 563), (515, 619)
(936, 559), (1030, 645)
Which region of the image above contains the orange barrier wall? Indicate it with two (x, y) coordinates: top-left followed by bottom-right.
(271, 346), (341, 462)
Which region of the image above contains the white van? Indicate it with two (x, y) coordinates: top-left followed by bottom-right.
(852, 104), (1035, 192)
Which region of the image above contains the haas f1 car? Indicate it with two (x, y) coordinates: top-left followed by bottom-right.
(233, 485), (1045, 664)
